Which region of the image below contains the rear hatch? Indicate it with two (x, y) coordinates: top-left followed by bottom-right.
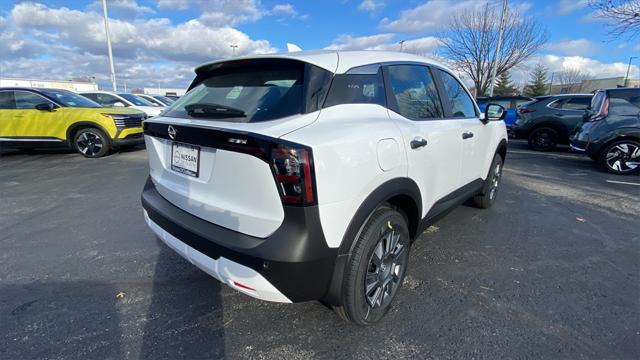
(144, 57), (335, 238)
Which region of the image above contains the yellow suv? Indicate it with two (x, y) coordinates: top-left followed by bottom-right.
(0, 87), (147, 157)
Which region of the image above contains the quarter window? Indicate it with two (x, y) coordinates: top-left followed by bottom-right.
(387, 65), (443, 120)
(323, 68), (386, 108)
(563, 97), (591, 110)
(438, 70), (476, 118)
(14, 91), (51, 109)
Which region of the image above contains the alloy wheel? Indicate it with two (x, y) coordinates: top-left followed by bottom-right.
(605, 142), (640, 173)
(76, 131), (104, 157)
(364, 229), (405, 310)
(489, 163), (502, 200)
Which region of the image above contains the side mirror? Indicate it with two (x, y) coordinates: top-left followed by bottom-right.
(484, 103), (506, 122)
(113, 101), (126, 107)
(35, 102), (56, 111)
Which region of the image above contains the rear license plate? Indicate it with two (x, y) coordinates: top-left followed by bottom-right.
(171, 142), (200, 177)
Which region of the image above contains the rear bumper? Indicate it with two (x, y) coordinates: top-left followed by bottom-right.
(141, 177), (337, 303)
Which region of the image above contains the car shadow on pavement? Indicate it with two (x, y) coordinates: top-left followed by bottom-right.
(139, 239), (226, 359)
(0, 281), (124, 359)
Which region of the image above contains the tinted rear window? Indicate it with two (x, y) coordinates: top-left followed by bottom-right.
(323, 69), (385, 108)
(165, 59), (332, 122)
(609, 90), (640, 116)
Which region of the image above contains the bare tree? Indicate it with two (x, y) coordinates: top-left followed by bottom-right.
(555, 69), (592, 93)
(439, 3), (547, 97)
(590, 0), (640, 39)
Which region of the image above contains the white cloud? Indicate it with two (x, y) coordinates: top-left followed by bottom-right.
(509, 55), (640, 85)
(379, 0), (533, 34)
(553, 0), (589, 16)
(358, 0), (385, 13)
(545, 39), (597, 56)
(271, 4), (297, 16)
(88, 0), (155, 16)
(379, 0), (485, 34)
(2, 2), (275, 89)
(325, 33), (441, 55)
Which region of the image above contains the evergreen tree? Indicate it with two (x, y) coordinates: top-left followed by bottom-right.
(493, 72), (517, 96)
(523, 64), (549, 97)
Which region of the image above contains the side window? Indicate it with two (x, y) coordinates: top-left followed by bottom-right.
(548, 99), (565, 109)
(97, 93), (121, 106)
(492, 99), (512, 109)
(609, 90), (640, 116)
(323, 68), (386, 108)
(386, 65), (443, 120)
(515, 99), (531, 108)
(81, 93), (99, 102)
(0, 91), (16, 109)
(437, 70), (476, 118)
(14, 91), (51, 109)
(563, 97), (591, 110)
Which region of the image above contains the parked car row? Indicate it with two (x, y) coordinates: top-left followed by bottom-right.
(482, 89), (639, 175)
(0, 88), (178, 157)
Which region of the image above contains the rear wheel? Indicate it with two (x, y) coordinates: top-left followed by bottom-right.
(599, 139), (640, 175)
(333, 207), (410, 325)
(73, 128), (110, 158)
(528, 127), (558, 151)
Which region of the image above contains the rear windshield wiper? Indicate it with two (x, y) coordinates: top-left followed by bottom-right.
(184, 103), (246, 118)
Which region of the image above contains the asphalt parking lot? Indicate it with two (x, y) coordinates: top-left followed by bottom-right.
(1, 141), (638, 359)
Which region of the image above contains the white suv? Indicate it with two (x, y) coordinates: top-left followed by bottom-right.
(141, 51), (507, 325)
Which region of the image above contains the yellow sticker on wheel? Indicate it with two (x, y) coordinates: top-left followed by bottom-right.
(387, 221), (393, 229)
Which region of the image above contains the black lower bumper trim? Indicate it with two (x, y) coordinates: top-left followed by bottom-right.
(141, 177), (337, 302)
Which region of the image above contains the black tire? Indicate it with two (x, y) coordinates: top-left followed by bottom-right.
(598, 139), (640, 175)
(73, 127), (110, 158)
(473, 153), (504, 209)
(333, 206), (411, 325)
(528, 127), (558, 151)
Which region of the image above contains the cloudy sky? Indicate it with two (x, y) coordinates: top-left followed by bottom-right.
(1, 0), (638, 90)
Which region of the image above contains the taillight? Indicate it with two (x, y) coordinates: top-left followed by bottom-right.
(590, 97), (609, 122)
(519, 108), (535, 114)
(270, 144), (316, 206)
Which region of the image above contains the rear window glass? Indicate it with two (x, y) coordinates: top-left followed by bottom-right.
(323, 69), (385, 108)
(164, 59), (332, 122)
(609, 90), (640, 116)
(0, 91), (15, 109)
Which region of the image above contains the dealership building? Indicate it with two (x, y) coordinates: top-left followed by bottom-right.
(0, 77), (98, 92)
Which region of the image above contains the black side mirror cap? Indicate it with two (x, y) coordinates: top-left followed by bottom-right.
(35, 103), (57, 111)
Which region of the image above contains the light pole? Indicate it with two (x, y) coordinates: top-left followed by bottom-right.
(230, 44), (238, 57)
(101, 0), (117, 91)
(487, 0), (508, 97)
(399, 40), (406, 52)
(624, 56), (638, 87)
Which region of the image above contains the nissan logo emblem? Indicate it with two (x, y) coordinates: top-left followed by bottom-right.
(167, 125), (177, 139)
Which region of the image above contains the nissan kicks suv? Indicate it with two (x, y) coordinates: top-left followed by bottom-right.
(141, 51), (508, 325)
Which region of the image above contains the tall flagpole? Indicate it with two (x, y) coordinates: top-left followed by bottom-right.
(102, 0), (117, 91)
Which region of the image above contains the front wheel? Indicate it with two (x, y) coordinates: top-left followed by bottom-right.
(333, 207), (411, 325)
(473, 154), (504, 209)
(599, 139), (640, 175)
(73, 128), (110, 158)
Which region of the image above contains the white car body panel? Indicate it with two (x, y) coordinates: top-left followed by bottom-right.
(145, 131), (284, 238)
(281, 104), (407, 248)
(145, 211), (291, 302)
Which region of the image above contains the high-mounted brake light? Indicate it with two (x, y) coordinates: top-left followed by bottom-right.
(270, 145), (316, 206)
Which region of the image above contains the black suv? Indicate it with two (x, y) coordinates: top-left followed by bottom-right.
(571, 88), (640, 175)
(511, 94), (592, 151)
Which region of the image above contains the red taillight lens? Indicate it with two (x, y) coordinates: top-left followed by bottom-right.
(518, 108), (535, 114)
(270, 145), (315, 206)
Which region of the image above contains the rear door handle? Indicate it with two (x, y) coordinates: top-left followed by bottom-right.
(410, 137), (428, 149)
(462, 131), (474, 140)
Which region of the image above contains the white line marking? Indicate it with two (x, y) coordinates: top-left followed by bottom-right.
(606, 180), (640, 186)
